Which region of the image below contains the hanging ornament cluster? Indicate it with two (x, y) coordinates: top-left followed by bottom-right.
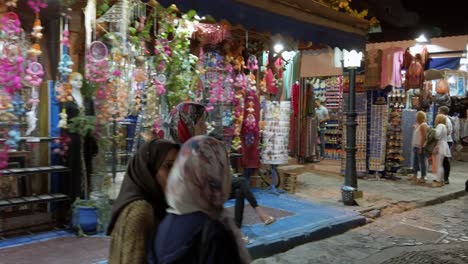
(0, 42), (24, 95)
(56, 82), (73, 102)
(58, 109), (68, 128)
(57, 11), (73, 79)
(52, 131), (71, 157)
(241, 52), (260, 147)
(86, 41), (109, 84)
(27, 0), (47, 56)
(0, 1), (23, 170)
(243, 75), (258, 147)
(205, 69), (224, 112)
(95, 83), (112, 127)
(231, 73), (247, 151)
(1, 12), (21, 38)
(133, 68), (147, 113)
(4, 0), (18, 8)
(110, 79), (130, 122)
(142, 77), (160, 129)
(246, 55), (259, 72)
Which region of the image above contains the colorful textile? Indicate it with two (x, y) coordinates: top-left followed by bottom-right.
(169, 102), (206, 144)
(381, 47), (404, 88)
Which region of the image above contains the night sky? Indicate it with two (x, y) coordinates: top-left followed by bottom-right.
(360, 0), (468, 42)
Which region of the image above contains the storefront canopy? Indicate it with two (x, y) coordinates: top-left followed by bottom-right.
(158, 0), (369, 50)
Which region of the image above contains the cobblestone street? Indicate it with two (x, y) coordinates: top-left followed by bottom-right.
(253, 194), (468, 264)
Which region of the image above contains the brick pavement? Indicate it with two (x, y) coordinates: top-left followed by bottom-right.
(253, 195), (468, 264)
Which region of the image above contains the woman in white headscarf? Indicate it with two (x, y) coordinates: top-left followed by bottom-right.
(148, 135), (251, 264)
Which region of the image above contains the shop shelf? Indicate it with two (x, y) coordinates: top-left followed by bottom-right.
(0, 165), (70, 176)
(0, 193), (70, 209)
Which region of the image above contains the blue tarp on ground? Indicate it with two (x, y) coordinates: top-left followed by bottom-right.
(227, 189), (365, 258)
(157, 0), (366, 50)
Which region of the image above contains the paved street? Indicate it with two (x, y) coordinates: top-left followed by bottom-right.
(252, 194), (468, 264)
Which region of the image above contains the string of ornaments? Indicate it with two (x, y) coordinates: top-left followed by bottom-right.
(0, 0), (23, 172)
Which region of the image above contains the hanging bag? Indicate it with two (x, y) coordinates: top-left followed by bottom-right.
(436, 79), (449, 94)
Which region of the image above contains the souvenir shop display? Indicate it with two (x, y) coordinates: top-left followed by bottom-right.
(261, 100), (291, 193)
(401, 109), (417, 168)
(0, 0), (73, 235)
(368, 102), (388, 173)
(294, 79), (318, 163)
(384, 88), (406, 178)
(313, 76), (344, 160)
(261, 101), (291, 165)
(342, 92), (367, 176)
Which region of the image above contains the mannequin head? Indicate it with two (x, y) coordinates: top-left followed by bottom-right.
(69, 72), (83, 90)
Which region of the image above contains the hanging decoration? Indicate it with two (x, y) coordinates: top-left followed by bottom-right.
(142, 75), (160, 131)
(0, 1), (22, 171)
(231, 72), (247, 151)
(83, 40), (111, 142)
(57, 11), (73, 80)
(0, 42), (23, 95)
(152, 6), (200, 109)
(243, 75), (258, 147)
(193, 23), (229, 45)
(56, 82), (73, 103)
(27, 0), (47, 57)
(24, 61), (44, 135)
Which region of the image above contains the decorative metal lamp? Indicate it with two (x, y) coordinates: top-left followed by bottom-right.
(341, 49), (363, 206)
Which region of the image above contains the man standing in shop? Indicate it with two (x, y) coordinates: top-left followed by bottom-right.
(315, 99), (329, 160)
(438, 106), (453, 184)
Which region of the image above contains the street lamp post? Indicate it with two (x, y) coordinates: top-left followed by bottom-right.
(341, 49), (363, 206)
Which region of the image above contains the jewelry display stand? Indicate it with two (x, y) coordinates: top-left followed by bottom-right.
(260, 100), (290, 195)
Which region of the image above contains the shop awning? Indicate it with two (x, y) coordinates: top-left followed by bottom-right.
(427, 57), (461, 70)
(157, 0), (369, 50)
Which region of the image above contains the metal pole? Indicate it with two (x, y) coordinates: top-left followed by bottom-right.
(112, 119), (117, 182)
(344, 68), (358, 188)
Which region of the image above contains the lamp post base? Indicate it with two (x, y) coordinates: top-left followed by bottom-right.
(341, 185), (358, 206)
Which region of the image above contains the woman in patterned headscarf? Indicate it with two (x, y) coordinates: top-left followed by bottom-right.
(169, 102), (207, 144)
(149, 136), (251, 263)
(169, 102), (275, 242)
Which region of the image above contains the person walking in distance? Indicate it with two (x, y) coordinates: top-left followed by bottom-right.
(315, 99), (329, 160)
(438, 106), (453, 184)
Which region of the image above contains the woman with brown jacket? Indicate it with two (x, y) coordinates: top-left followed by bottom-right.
(107, 139), (179, 264)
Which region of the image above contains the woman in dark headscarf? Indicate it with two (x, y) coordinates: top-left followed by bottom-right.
(169, 102), (275, 242)
(107, 139), (179, 264)
(149, 136), (251, 263)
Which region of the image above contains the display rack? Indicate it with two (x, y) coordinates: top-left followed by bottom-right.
(313, 77), (343, 160)
(368, 102), (388, 173)
(384, 88), (406, 179)
(0, 136), (71, 235)
(401, 109), (417, 168)
(341, 92), (367, 176)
